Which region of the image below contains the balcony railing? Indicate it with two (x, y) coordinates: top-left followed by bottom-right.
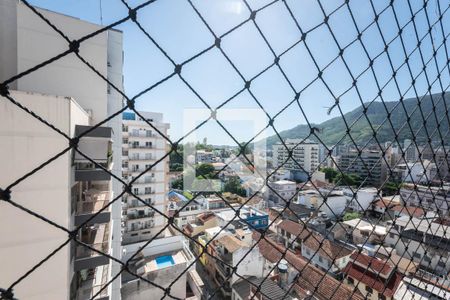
(124, 200), (155, 208)
(127, 211), (155, 220)
(76, 225), (109, 259)
(124, 222), (155, 233)
(128, 156), (154, 161)
(129, 144), (153, 149)
(128, 132), (157, 138)
(76, 265), (109, 300)
(75, 190), (110, 215)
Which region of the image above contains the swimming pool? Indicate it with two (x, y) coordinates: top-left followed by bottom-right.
(155, 255), (175, 268)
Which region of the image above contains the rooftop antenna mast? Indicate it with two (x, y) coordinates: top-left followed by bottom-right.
(99, 0), (103, 25)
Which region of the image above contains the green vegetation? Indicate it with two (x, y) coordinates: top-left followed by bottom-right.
(183, 191), (193, 200)
(195, 163), (215, 178)
(343, 212), (362, 221)
(320, 167), (338, 181)
(382, 181), (403, 196)
(223, 176), (246, 197)
(265, 92), (450, 147)
(333, 173), (362, 187)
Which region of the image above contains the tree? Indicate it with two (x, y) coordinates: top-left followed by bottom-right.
(334, 173), (362, 186)
(171, 177), (183, 190)
(321, 167), (338, 181)
(382, 181), (402, 196)
(223, 176), (246, 197)
(196, 163), (215, 178)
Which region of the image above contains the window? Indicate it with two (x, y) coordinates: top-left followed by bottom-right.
(424, 256), (431, 262)
(438, 261), (445, 267)
(122, 138), (128, 144)
(413, 252), (421, 259)
(133, 188), (139, 195)
(347, 277), (354, 285)
(365, 286), (373, 293)
(318, 256), (323, 263)
(142, 231), (151, 235)
(380, 295), (386, 300)
(389, 232), (395, 238)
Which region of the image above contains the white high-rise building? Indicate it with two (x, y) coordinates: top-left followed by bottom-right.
(0, 1), (123, 299)
(273, 139), (319, 181)
(121, 111), (170, 245)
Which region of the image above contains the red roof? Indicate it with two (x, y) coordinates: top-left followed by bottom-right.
(277, 219), (310, 240)
(343, 260), (403, 297)
(390, 205), (425, 217)
(350, 252), (393, 277)
(254, 233), (363, 300)
(302, 232), (353, 260)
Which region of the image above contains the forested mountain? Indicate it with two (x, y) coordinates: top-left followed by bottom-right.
(265, 92), (450, 148)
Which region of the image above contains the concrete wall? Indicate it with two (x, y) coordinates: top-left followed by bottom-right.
(14, 3), (108, 124)
(0, 90), (89, 300)
(0, 0), (18, 88)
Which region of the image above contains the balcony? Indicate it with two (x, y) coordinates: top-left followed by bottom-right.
(124, 221), (155, 233)
(74, 125), (113, 163)
(128, 156), (155, 162)
(76, 265), (109, 300)
(74, 224), (110, 271)
(128, 132), (157, 138)
(127, 210), (155, 220)
(73, 183), (111, 226)
(75, 162), (112, 182)
(129, 144), (153, 149)
(124, 200), (154, 209)
(132, 179), (158, 185)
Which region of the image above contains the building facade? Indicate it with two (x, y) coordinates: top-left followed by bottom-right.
(273, 139), (319, 181)
(0, 1), (123, 298)
(121, 111), (170, 245)
(338, 150), (386, 186)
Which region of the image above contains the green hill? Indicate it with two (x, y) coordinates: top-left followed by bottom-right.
(265, 92), (450, 148)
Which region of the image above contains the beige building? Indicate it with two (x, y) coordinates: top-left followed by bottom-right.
(121, 111), (170, 245)
(0, 1), (123, 299)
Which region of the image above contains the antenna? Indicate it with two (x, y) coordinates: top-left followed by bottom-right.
(99, 0), (103, 25)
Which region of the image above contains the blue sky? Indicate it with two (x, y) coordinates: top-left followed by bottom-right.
(28, 0), (449, 145)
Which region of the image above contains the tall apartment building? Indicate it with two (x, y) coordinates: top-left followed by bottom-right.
(273, 139), (319, 181)
(338, 150), (386, 186)
(121, 111), (170, 245)
(0, 1), (123, 299)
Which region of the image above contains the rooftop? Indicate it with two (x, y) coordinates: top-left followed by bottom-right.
(232, 277), (293, 300)
(277, 219), (310, 240)
(303, 233), (353, 260)
(254, 233), (363, 300)
(217, 235), (248, 253)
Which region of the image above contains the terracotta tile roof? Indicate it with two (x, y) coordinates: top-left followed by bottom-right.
(197, 212), (215, 224)
(302, 233), (353, 260)
(373, 199), (397, 209)
(343, 258), (403, 297)
(253, 233), (363, 300)
(350, 252), (393, 277)
(390, 205), (425, 217)
(183, 224), (193, 235)
(217, 235), (246, 253)
(277, 219), (310, 240)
